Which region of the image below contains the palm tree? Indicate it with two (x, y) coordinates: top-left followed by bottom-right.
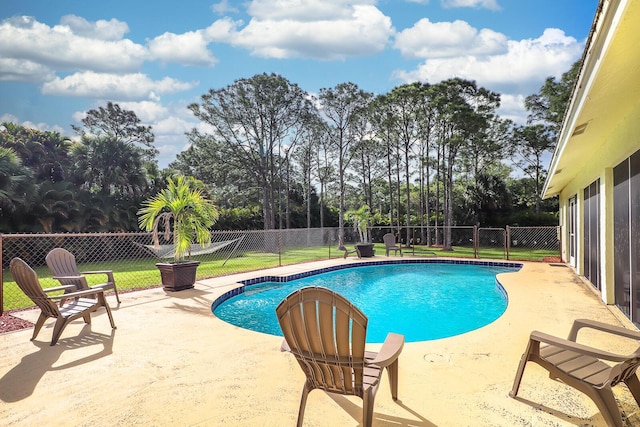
(0, 147), (33, 225)
(138, 176), (219, 262)
(30, 181), (79, 233)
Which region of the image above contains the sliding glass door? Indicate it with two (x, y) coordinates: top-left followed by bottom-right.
(583, 180), (600, 290)
(613, 150), (640, 325)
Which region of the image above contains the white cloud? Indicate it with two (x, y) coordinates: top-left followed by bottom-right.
(148, 30), (218, 66)
(59, 14), (129, 41)
(71, 100), (200, 168)
(394, 18), (507, 58)
(247, 0), (377, 21)
(393, 28), (582, 96)
(441, 0), (500, 10)
(41, 71), (198, 100)
(212, 0), (239, 15)
(204, 18), (241, 42)
(216, 4), (394, 59)
(0, 16), (148, 76)
(147, 105), (202, 168)
(0, 113), (19, 123)
(496, 94), (527, 124)
(0, 113), (65, 133)
(0, 57), (55, 82)
(117, 101), (169, 122)
(154, 115), (193, 136)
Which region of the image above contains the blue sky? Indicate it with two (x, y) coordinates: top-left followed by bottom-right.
(0, 0), (598, 167)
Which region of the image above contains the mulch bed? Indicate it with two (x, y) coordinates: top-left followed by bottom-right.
(0, 311), (34, 334)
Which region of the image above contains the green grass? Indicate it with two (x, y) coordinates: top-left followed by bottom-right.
(3, 244), (558, 312)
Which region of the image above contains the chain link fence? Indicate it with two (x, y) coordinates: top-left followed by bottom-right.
(1, 225), (560, 314)
(506, 226), (561, 262)
(477, 228), (506, 259)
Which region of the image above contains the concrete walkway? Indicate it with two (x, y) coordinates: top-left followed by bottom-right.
(1, 258), (639, 426)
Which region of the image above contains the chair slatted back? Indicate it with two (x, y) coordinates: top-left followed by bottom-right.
(46, 248), (87, 292)
(10, 258), (61, 318)
(383, 233), (396, 247)
(610, 352), (640, 387)
(277, 287), (368, 397)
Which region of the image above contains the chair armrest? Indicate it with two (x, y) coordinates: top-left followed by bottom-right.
(82, 270), (114, 278)
(531, 330), (632, 362)
(43, 284), (77, 293)
(367, 332), (405, 367)
(82, 270), (115, 283)
(48, 287), (105, 301)
(53, 275), (84, 280)
(568, 318), (640, 341)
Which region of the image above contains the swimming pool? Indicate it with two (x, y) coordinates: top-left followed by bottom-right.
(212, 260), (520, 343)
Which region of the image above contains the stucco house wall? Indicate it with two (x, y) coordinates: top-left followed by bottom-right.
(543, 0), (640, 323)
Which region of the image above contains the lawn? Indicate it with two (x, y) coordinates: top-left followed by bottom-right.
(2, 243), (558, 312)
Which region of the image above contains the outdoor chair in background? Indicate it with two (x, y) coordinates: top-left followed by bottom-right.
(10, 257), (116, 346)
(509, 318), (640, 427)
(342, 246), (360, 259)
(276, 286), (405, 427)
(383, 233), (403, 257)
(46, 247), (121, 304)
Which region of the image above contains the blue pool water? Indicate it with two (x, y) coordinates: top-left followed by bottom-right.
(213, 262), (518, 343)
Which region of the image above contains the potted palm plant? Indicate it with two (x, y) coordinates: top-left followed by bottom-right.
(138, 175), (219, 291)
(345, 205), (377, 257)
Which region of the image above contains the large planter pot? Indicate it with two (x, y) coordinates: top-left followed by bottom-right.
(156, 261), (200, 292)
(355, 243), (375, 258)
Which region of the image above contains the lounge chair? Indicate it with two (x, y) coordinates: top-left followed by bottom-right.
(509, 318), (640, 427)
(276, 286), (404, 427)
(46, 247), (121, 304)
(383, 233), (402, 257)
(10, 257), (116, 346)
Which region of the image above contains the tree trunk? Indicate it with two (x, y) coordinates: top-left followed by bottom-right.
(405, 142), (411, 247)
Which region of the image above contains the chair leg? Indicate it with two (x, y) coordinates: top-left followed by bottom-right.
(387, 359), (399, 400)
(112, 284), (121, 304)
(363, 387), (377, 427)
(296, 381), (312, 427)
(588, 387), (624, 427)
(509, 341), (534, 398)
(50, 317), (71, 346)
(625, 374), (640, 406)
(32, 313), (48, 341)
(101, 295), (116, 329)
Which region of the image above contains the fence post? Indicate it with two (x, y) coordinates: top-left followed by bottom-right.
(473, 225), (478, 258)
(278, 230), (282, 267)
(506, 226), (510, 260)
(557, 226), (562, 262)
(0, 233), (3, 315)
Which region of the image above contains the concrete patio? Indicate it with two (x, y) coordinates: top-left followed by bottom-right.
(1, 258), (639, 426)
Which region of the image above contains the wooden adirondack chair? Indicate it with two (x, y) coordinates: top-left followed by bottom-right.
(46, 247), (121, 304)
(510, 318), (640, 427)
(383, 233), (403, 257)
(10, 257), (116, 346)
(276, 286), (404, 427)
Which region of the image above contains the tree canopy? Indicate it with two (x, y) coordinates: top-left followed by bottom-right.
(0, 63), (580, 233)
